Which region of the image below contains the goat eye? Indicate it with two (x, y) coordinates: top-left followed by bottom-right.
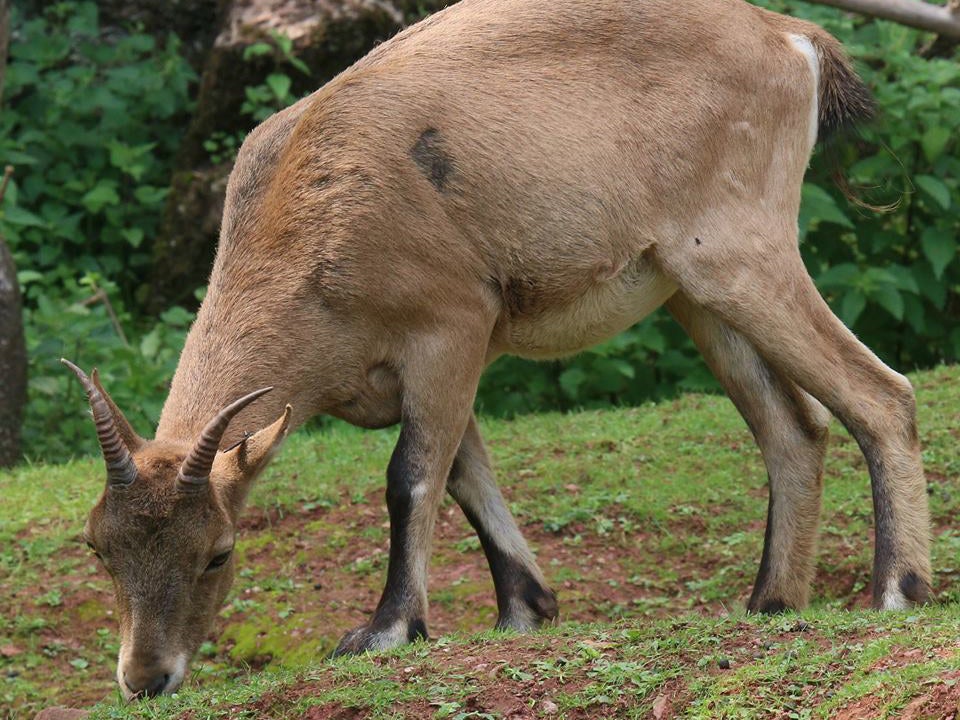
(205, 551), (232, 572)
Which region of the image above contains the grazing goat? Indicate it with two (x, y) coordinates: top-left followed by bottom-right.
(65, 0), (932, 700)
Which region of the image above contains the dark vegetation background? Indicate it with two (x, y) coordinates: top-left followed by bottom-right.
(0, 0), (958, 462)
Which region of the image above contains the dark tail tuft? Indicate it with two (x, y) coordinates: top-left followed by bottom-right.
(808, 34), (893, 211)
(811, 35), (876, 144)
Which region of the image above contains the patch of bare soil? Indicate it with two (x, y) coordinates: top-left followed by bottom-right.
(833, 670), (960, 720)
(899, 670), (960, 720)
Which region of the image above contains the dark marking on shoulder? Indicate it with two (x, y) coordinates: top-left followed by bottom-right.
(899, 571), (931, 604)
(410, 128), (455, 192)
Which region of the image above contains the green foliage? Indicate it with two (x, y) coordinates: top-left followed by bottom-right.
(0, 2), (197, 458)
(3, 1), (959, 460)
(20, 272), (198, 458)
(241, 31), (311, 122)
(203, 30), (311, 163)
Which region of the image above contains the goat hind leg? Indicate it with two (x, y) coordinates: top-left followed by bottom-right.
(661, 238), (931, 609)
(668, 291), (830, 612)
(447, 415), (558, 630)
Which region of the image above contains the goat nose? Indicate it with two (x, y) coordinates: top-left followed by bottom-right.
(123, 671), (170, 698)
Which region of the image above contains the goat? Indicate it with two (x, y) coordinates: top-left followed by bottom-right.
(65, 0), (932, 700)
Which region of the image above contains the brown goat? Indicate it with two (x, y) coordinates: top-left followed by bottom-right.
(65, 0), (932, 700)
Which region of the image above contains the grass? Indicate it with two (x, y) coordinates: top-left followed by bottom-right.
(1, 364), (959, 718)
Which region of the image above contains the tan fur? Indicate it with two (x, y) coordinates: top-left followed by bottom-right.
(77, 0), (931, 697)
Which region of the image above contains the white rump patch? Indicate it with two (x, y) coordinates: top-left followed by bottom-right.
(788, 33), (820, 152)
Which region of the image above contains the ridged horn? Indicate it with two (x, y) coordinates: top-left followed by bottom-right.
(177, 387), (274, 490)
(91, 368), (144, 451)
(61, 359), (138, 487)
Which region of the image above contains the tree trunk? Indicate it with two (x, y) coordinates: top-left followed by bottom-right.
(808, 0), (960, 40)
(0, 0), (27, 467)
(0, 0), (8, 103)
(0, 225), (26, 468)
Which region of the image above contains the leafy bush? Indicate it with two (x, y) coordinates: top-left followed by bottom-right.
(21, 273), (197, 459)
(2, 0), (958, 459)
(0, 2), (197, 458)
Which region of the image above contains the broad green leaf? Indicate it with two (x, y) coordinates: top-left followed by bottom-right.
(2, 205), (45, 227)
(140, 329), (160, 359)
(243, 42), (273, 60)
(559, 367), (588, 400)
(871, 285), (904, 320)
(16, 270), (44, 285)
(921, 127), (952, 164)
(902, 294), (926, 335)
(266, 74), (291, 102)
(133, 185), (168, 205)
(884, 265), (920, 294)
(122, 227), (145, 249)
(81, 182), (120, 213)
(920, 227), (957, 280)
(608, 358), (635, 380)
(914, 175), (953, 210)
(816, 263), (859, 289)
(160, 306), (194, 325)
(840, 289), (866, 327)
(799, 183), (854, 235)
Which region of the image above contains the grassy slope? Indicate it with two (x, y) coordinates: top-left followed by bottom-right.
(1, 365), (958, 719)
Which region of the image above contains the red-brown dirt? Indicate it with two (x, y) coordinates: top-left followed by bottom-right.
(10, 480), (959, 719)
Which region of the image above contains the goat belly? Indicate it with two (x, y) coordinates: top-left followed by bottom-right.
(494, 259), (677, 360)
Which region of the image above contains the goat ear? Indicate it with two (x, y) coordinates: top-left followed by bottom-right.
(214, 405), (292, 511)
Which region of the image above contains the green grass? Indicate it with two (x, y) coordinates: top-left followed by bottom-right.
(1, 364), (959, 718)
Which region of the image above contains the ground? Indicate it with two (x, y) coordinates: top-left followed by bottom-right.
(1, 365), (958, 719)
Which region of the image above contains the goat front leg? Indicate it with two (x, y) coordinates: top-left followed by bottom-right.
(660, 229), (932, 609)
(333, 326), (487, 656)
(668, 291), (830, 612)
(447, 415), (558, 630)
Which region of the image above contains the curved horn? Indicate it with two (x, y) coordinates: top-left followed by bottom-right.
(177, 387), (273, 490)
(61, 359), (138, 487)
(92, 368), (145, 451)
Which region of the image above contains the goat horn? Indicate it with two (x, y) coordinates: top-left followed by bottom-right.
(177, 387), (274, 490)
(61, 359), (138, 487)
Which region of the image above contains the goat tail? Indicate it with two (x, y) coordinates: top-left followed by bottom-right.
(808, 32), (876, 145)
(805, 30), (897, 210)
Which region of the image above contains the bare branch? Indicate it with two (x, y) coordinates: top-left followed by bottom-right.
(82, 287), (130, 347)
(807, 0), (960, 40)
(0, 165), (12, 204)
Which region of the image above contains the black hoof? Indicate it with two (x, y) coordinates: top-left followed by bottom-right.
(331, 618), (428, 657)
(747, 598), (788, 615)
(900, 571), (932, 604)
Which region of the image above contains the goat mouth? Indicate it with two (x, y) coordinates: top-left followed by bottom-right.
(117, 653), (188, 701)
